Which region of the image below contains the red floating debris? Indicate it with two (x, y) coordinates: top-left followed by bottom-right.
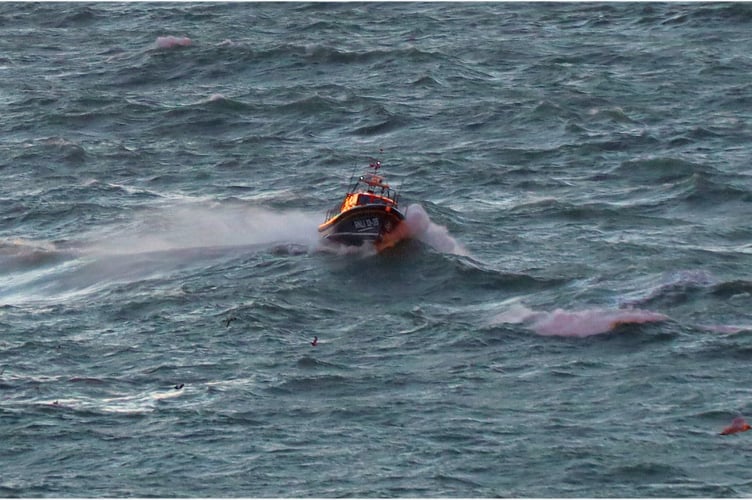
(721, 416), (751, 435)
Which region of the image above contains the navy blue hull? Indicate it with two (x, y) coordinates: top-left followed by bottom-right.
(318, 205), (405, 246)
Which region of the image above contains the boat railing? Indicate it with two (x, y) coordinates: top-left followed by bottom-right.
(324, 207), (338, 221)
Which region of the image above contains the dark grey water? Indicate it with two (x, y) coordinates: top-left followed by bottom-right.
(3, 2), (752, 497)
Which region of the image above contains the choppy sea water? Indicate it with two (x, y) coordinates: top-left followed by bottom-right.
(3, 2), (752, 497)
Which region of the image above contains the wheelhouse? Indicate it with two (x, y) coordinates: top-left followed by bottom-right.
(323, 172), (401, 223)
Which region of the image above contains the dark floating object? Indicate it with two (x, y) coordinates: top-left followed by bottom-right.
(174, 384), (184, 390)
(224, 316), (237, 328)
(311, 336), (318, 347)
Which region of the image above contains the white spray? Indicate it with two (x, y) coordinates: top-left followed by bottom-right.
(88, 203), (322, 256)
(387, 203), (469, 256)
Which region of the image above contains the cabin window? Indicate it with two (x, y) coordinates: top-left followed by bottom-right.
(359, 194), (388, 205)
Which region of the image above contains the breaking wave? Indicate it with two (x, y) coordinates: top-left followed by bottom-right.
(383, 203), (468, 256)
(491, 303), (669, 337)
(154, 35), (192, 49)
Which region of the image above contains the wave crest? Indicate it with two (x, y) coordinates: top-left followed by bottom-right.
(491, 303), (668, 337)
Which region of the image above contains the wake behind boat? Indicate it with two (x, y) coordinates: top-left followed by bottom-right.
(318, 160), (406, 250)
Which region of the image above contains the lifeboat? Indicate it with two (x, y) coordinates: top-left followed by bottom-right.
(318, 160), (406, 249)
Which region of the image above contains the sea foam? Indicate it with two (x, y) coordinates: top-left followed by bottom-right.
(492, 303), (668, 337)
(155, 35), (192, 49)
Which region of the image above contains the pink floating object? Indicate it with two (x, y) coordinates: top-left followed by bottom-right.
(721, 417), (751, 435)
(155, 36), (192, 49)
